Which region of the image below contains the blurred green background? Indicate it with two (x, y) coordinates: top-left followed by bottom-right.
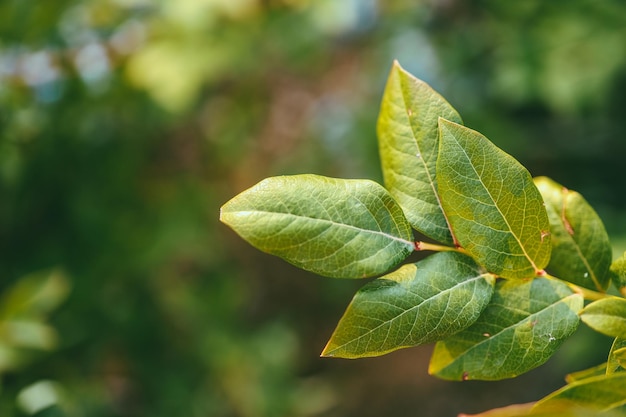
(1, 1), (626, 416)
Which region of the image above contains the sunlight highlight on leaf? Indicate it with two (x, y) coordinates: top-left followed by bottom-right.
(436, 119), (551, 278)
(377, 61), (462, 245)
(580, 298), (626, 339)
(220, 174), (414, 278)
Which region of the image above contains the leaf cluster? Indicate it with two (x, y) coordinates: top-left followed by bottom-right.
(220, 61), (626, 415)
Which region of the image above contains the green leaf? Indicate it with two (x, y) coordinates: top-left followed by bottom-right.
(608, 338), (626, 375)
(613, 348), (626, 370)
(610, 253), (626, 297)
(534, 177), (612, 291)
(533, 373), (626, 414)
(458, 403), (535, 417)
(377, 61), (462, 245)
(321, 251), (495, 358)
(459, 402), (615, 417)
(580, 298), (626, 338)
(429, 277), (583, 381)
(565, 362), (607, 383)
(436, 119), (551, 279)
(220, 174), (414, 279)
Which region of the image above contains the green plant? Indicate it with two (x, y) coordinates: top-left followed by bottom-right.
(220, 61), (626, 416)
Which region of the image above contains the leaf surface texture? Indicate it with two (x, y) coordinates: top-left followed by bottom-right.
(220, 175), (414, 278)
(535, 176), (612, 291)
(322, 251), (494, 358)
(429, 277), (582, 380)
(437, 119), (551, 278)
(377, 61), (462, 244)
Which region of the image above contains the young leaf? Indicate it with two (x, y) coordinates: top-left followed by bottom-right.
(532, 372), (626, 414)
(610, 252), (626, 297)
(580, 298), (626, 339)
(534, 176), (612, 291)
(321, 252), (495, 358)
(377, 61), (462, 245)
(429, 277), (583, 381)
(607, 338), (626, 375)
(436, 119), (551, 279)
(220, 175), (414, 278)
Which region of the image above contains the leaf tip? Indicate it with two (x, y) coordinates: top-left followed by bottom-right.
(320, 340), (335, 358)
(437, 116), (459, 133)
(218, 204), (230, 225)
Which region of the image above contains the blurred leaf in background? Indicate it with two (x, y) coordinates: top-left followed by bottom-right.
(1, 0), (626, 416)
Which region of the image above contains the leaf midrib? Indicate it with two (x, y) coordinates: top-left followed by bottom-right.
(557, 194), (603, 291)
(326, 274), (487, 354)
(449, 131), (539, 272)
(440, 293), (579, 370)
(397, 77), (456, 244)
(225, 209), (414, 247)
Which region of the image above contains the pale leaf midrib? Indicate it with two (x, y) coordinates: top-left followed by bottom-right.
(440, 293), (579, 371)
(225, 209), (414, 247)
(397, 75), (456, 243)
(326, 274), (487, 355)
(447, 131), (538, 272)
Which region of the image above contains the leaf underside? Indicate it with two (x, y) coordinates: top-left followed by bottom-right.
(377, 61), (462, 245)
(219, 174), (414, 278)
(436, 119), (551, 279)
(535, 176), (612, 291)
(429, 277), (583, 381)
(322, 251), (495, 358)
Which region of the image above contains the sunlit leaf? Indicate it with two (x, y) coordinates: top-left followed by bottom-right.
(534, 177), (612, 291)
(608, 338), (626, 375)
(610, 253), (626, 298)
(377, 61), (462, 245)
(533, 373), (626, 414)
(436, 119), (551, 278)
(321, 252), (495, 358)
(220, 175), (414, 278)
(565, 362), (607, 383)
(580, 298), (626, 339)
(429, 278), (583, 381)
